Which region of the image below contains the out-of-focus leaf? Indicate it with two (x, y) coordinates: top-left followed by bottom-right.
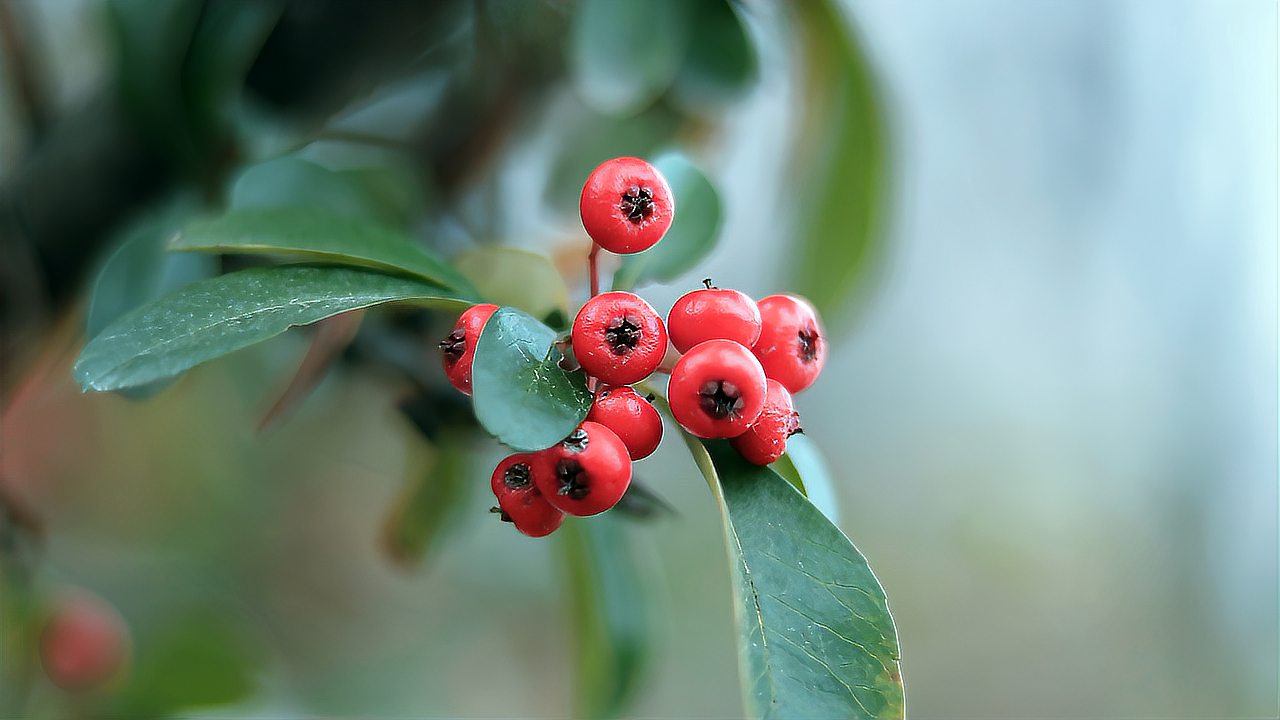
(171, 207), (478, 296)
(471, 307), (591, 452)
(680, 435), (904, 719)
(456, 247), (569, 321)
(107, 0), (203, 169)
(74, 266), (471, 392)
(86, 200), (219, 398)
(787, 0), (889, 330)
(381, 437), (471, 567)
(611, 479), (677, 521)
(772, 433), (839, 524)
(671, 0), (758, 111)
(110, 614), (257, 720)
(562, 516), (654, 719)
(87, 201), (217, 342)
(257, 310), (365, 432)
(229, 156), (391, 225)
(182, 0), (281, 144)
(613, 152), (721, 290)
(545, 104), (683, 213)
(568, 0), (692, 116)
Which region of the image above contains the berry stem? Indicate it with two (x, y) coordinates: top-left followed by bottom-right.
(588, 242), (601, 298)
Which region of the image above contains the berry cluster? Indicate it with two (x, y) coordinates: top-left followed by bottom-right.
(440, 157), (826, 537)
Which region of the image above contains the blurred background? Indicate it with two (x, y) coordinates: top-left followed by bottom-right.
(1, 0), (1276, 718)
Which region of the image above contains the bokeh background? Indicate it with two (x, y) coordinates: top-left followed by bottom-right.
(1, 1), (1276, 718)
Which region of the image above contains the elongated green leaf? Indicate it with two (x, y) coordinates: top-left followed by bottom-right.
(613, 153), (721, 291)
(230, 156), (393, 225)
(671, 0), (758, 111)
(788, 0), (889, 329)
(381, 438), (471, 567)
(471, 307), (591, 452)
(109, 613), (258, 720)
(171, 207), (479, 297)
(75, 266), (470, 392)
(455, 247), (569, 322)
(562, 517), (654, 719)
(569, 0), (692, 116)
(682, 437), (904, 719)
(772, 433), (839, 524)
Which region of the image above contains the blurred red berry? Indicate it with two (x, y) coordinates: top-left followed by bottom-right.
(39, 592), (129, 692)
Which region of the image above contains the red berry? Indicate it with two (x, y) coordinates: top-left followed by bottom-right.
(668, 339), (767, 439)
(40, 592), (129, 692)
(571, 292), (667, 385)
(579, 157), (674, 254)
(731, 379), (801, 465)
(587, 385), (663, 460)
(440, 303), (499, 395)
(533, 421), (632, 516)
(752, 295), (826, 393)
(667, 281), (762, 354)
(490, 453), (564, 537)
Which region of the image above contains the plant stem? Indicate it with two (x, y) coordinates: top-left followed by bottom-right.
(588, 243), (601, 297)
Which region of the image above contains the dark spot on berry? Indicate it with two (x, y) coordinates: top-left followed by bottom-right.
(439, 329), (466, 364)
(556, 459), (591, 500)
(503, 462), (532, 490)
(563, 428), (589, 453)
(698, 380), (746, 420)
(797, 327), (819, 363)
(604, 316), (642, 355)
(619, 185), (655, 224)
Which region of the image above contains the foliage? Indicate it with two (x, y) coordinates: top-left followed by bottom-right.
(3, 0), (897, 717)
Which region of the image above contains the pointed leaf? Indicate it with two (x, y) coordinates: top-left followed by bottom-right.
(562, 517), (655, 719)
(75, 266), (471, 392)
(771, 433), (840, 524)
(682, 436), (904, 719)
(171, 207), (479, 296)
(787, 0), (889, 329)
(471, 307), (591, 452)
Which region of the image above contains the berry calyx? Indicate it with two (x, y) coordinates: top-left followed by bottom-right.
(667, 280), (763, 353)
(752, 294), (826, 393)
(533, 421), (632, 516)
(667, 339), (767, 439)
(571, 291), (668, 385)
(586, 385), (663, 460)
(40, 592), (130, 692)
(490, 453), (564, 537)
(730, 379), (801, 465)
(440, 303), (499, 395)
(579, 157), (674, 254)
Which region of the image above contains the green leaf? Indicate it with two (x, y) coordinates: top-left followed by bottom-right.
(229, 156), (397, 226)
(568, 0), (692, 116)
(562, 517), (655, 719)
(670, 0), (758, 111)
(771, 433), (840, 524)
(86, 201), (219, 398)
(471, 307), (591, 452)
(682, 437), (904, 719)
(787, 0), (889, 330)
(381, 437), (471, 567)
(613, 152), (722, 291)
(75, 266), (471, 392)
(110, 614), (258, 720)
(171, 207), (479, 296)
(87, 201), (217, 343)
(455, 247), (569, 321)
